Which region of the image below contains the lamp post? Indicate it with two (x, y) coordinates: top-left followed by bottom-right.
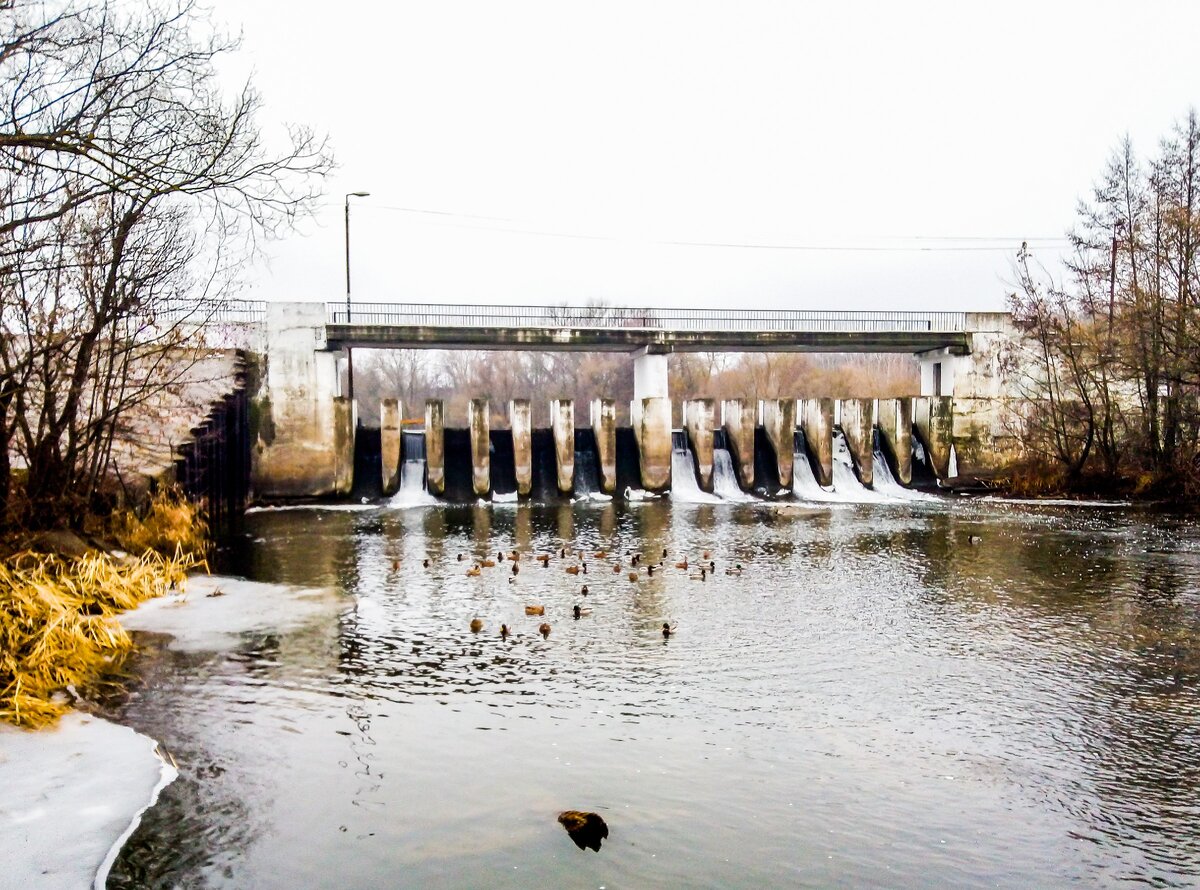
(344, 191), (369, 399)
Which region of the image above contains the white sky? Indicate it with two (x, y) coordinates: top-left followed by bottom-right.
(214, 1), (1200, 313)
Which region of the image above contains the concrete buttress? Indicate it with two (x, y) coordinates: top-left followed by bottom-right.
(425, 399), (445, 495)
(876, 398), (913, 484)
(590, 398), (617, 495)
(683, 398), (715, 492)
(801, 398), (834, 488)
(913, 396), (954, 479)
(838, 399), (875, 487)
(510, 399), (532, 497)
(722, 399), (756, 490)
(469, 399), (490, 497)
(760, 399), (795, 490)
(551, 399), (575, 494)
(380, 399), (401, 495)
(634, 397), (671, 492)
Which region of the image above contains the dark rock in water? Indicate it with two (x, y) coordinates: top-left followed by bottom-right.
(557, 810), (609, 851)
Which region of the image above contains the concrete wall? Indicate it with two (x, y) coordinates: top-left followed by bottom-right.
(633, 350), (669, 400)
(251, 302), (354, 498)
(839, 398), (875, 487)
(914, 396), (954, 479)
(801, 398), (834, 487)
(634, 397), (671, 492)
(722, 399), (756, 490)
(510, 399), (532, 497)
(469, 399), (490, 497)
(380, 398), (401, 495)
(425, 399), (445, 495)
(877, 397), (913, 485)
(760, 399), (795, 490)
(683, 398), (716, 492)
(949, 312), (1025, 475)
(551, 399), (574, 494)
(590, 398), (617, 495)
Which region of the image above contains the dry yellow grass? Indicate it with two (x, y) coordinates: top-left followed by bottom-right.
(2, 489), (209, 729)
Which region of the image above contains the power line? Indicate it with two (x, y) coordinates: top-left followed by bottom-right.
(327, 202), (1072, 252)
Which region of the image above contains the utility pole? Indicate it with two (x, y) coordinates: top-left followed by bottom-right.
(344, 191), (370, 400)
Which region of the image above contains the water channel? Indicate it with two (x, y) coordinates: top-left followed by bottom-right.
(103, 498), (1200, 888)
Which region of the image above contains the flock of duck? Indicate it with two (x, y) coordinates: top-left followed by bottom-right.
(404, 546), (746, 641)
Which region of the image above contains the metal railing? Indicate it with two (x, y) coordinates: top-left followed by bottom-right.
(152, 298), (267, 326)
(327, 302), (966, 333)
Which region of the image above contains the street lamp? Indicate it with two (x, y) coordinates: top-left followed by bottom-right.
(344, 191), (369, 399)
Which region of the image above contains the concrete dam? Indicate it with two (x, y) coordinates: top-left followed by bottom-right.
(245, 301), (1025, 503)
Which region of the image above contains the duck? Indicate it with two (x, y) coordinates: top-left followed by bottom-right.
(539, 622), (551, 638)
(594, 550), (608, 559)
(557, 810), (609, 852)
(647, 565), (655, 577)
(581, 562), (588, 575)
(702, 550), (711, 559)
(481, 559), (496, 568)
(509, 551), (520, 561)
(511, 562), (520, 576)
(628, 572), (638, 582)
(560, 547), (567, 558)
(612, 563), (621, 573)
(525, 604), (545, 616)
(538, 554), (551, 566)
(725, 564), (743, 576)
(580, 585), (589, 596)
(662, 622), (674, 639)
(466, 565), (481, 577)
(662, 547), (668, 558)
(573, 604), (582, 619)
(497, 550), (504, 561)
(674, 558), (688, 570)
(422, 558), (431, 569)
(708, 560), (715, 573)
(968, 535), (983, 545)
(566, 565), (581, 576)
(500, 624), (511, 639)
(392, 559), (400, 570)
(689, 568), (707, 581)
(631, 553), (641, 566)
(457, 553), (465, 561)
(470, 618), (483, 633)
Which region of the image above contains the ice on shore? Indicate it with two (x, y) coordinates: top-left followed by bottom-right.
(0, 711), (176, 890)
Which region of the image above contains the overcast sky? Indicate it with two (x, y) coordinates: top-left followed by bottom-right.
(213, 1), (1200, 313)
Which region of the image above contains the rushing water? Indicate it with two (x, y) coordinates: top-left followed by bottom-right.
(104, 499), (1200, 888)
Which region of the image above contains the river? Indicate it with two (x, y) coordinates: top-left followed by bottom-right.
(102, 498), (1200, 888)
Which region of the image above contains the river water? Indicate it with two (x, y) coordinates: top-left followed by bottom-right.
(104, 498), (1200, 888)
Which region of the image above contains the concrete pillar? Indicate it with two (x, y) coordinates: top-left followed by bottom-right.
(913, 396), (954, 479)
(424, 399), (445, 496)
(877, 397), (913, 485)
(509, 399), (532, 497)
(633, 349), (669, 400)
(590, 398), (617, 495)
(551, 399), (574, 494)
(332, 397), (356, 495)
(760, 399), (795, 490)
(469, 399), (490, 497)
(380, 398), (401, 495)
(634, 397), (671, 492)
(839, 398), (875, 487)
(682, 398), (715, 492)
(801, 398), (834, 487)
(721, 399), (756, 490)
(251, 302), (347, 498)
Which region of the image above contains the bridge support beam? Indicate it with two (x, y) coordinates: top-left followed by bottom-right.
(551, 399), (575, 494)
(722, 399), (756, 491)
(510, 399), (532, 497)
(760, 399), (796, 490)
(380, 398), (401, 496)
(877, 398), (913, 485)
(839, 399), (875, 487)
(633, 349), (669, 401)
(682, 398), (715, 492)
(590, 398), (617, 495)
(251, 302), (356, 499)
(801, 398), (834, 488)
(469, 399), (490, 497)
(633, 397), (671, 492)
(914, 396), (954, 480)
(425, 399), (445, 496)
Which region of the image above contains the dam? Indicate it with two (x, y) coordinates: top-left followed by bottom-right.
(243, 301), (1023, 502)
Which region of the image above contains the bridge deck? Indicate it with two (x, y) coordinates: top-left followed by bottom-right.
(325, 303), (971, 354)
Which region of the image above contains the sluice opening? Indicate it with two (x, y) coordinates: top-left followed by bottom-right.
(573, 429), (602, 498)
(350, 423), (383, 500)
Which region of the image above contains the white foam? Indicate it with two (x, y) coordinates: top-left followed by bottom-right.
(388, 459), (437, 508)
(712, 449), (754, 502)
(246, 503), (377, 514)
(670, 449), (721, 503)
(0, 712), (176, 890)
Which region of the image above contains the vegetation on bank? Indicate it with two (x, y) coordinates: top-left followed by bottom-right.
(1, 490), (207, 729)
(1008, 111), (1200, 503)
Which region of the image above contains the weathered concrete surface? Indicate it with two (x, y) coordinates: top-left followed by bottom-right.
(590, 398), (617, 495)
(332, 397), (355, 495)
(469, 399), (490, 497)
(551, 399), (575, 494)
(634, 397), (671, 492)
(877, 398), (913, 485)
(425, 399), (445, 496)
(633, 350), (669, 400)
(951, 312), (1025, 475)
(760, 399), (796, 490)
(838, 399), (875, 487)
(380, 398), (401, 495)
(251, 302), (347, 498)
(510, 399), (532, 497)
(682, 398), (715, 492)
(721, 400), (756, 490)
(801, 398), (834, 487)
(914, 396), (954, 479)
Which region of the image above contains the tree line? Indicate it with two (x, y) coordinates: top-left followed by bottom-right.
(1, 0), (329, 528)
(1009, 111), (1200, 494)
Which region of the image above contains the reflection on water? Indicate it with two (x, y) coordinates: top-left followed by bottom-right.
(106, 500), (1200, 888)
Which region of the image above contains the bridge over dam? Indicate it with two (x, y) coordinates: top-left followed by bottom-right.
(245, 301), (1023, 500)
